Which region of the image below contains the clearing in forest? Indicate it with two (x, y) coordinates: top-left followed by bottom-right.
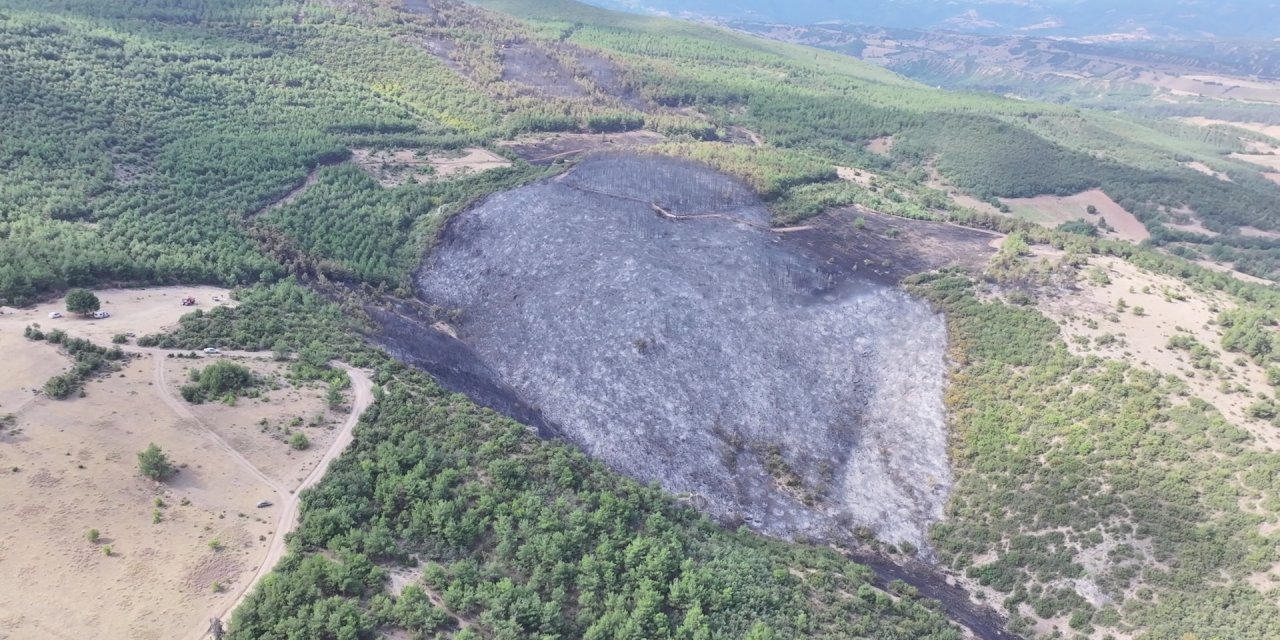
(350, 148), (512, 187)
(0, 287), (364, 640)
(1002, 189), (1150, 242)
(1036, 256), (1278, 447)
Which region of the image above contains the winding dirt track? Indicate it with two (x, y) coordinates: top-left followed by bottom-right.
(135, 348), (375, 640)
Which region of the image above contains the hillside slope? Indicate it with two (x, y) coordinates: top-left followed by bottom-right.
(3, 1), (1280, 639)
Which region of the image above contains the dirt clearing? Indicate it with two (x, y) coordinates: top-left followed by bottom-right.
(1003, 189), (1150, 242)
(0, 353), (277, 639)
(1230, 152), (1280, 172)
(350, 148), (512, 187)
(0, 287), (372, 640)
(866, 136), (894, 156)
(1, 286), (235, 346)
(1037, 257), (1279, 448)
(1183, 161), (1232, 182)
(161, 357), (341, 490)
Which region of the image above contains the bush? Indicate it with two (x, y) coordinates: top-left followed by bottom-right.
(112, 334), (128, 344)
(288, 432), (310, 450)
(44, 375), (74, 399)
(64, 288), (100, 316)
(181, 361), (256, 404)
(137, 443), (176, 481)
(86, 528), (100, 543)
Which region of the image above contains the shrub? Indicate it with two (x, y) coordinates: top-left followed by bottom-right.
(181, 360), (256, 404)
(112, 334), (128, 344)
(137, 443), (176, 481)
(289, 432), (310, 450)
(86, 528), (100, 543)
(44, 375), (74, 399)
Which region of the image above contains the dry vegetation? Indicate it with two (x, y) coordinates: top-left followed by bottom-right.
(0, 287), (357, 640)
(1036, 257), (1279, 446)
(1002, 190), (1150, 242)
(349, 147), (512, 187)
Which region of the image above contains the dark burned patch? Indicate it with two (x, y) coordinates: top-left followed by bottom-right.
(785, 206), (1000, 285)
(499, 131), (666, 164)
(421, 36), (463, 74)
(364, 302), (561, 438)
(572, 47), (649, 110)
(500, 41), (590, 98)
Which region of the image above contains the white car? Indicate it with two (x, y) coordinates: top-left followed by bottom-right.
(203, 347), (220, 354)
(91, 310), (110, 319)
(48, 311), (62, 319)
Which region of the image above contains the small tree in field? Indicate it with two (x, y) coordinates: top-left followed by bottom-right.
(65, 288), (100, 316)
(138, 443), (176, 481)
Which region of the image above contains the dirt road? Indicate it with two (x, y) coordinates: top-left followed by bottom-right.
(214, 365), (373, 626)
(137, 347), (376, 640)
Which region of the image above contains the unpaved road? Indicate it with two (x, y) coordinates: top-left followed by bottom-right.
(137, 347), (376, 640)
(215, 365), (374, 625)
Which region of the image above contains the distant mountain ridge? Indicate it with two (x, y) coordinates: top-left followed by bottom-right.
(585, 0), (1280, 40)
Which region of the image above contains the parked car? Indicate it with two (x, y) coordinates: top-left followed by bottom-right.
(90, 310), (110, 319)
(203, 347), (220, 354)
(256, 500), (273, 508)
(48, 311), (62, 319)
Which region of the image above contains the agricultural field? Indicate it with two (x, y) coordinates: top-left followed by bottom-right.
(1002, 190), (1150, 242)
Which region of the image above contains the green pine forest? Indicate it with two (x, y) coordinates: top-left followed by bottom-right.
(5, 0), (1280, 638)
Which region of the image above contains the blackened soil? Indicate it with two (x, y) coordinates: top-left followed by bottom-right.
(784, 206), (1000, 285)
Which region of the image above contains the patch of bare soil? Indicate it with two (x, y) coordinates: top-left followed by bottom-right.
(162, 358), (342, 489)
(1036, 257), (1279, 449)
(498, 130), (665, 164)
(0, 287), (372, 640)
(783, 206), (1000, 284)
(1265, 173), (1280, 187)
(0, 353), (276, 640)
(1183, 160), (1232, 182)
(1, 286), (235, 346)
(835, 166), (876, 187)
(1231, 152), (1280, 171)
(923, 166), (1003, 216)
(1003, 189), (1150, 242)
(350, 148), (511, 187)
(0, 327), (69, 414)
(867, 135), (895, 156)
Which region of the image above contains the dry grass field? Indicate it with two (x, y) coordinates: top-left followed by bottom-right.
(1002, 189), (1150, 241)
(0, 287), (368, 640)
